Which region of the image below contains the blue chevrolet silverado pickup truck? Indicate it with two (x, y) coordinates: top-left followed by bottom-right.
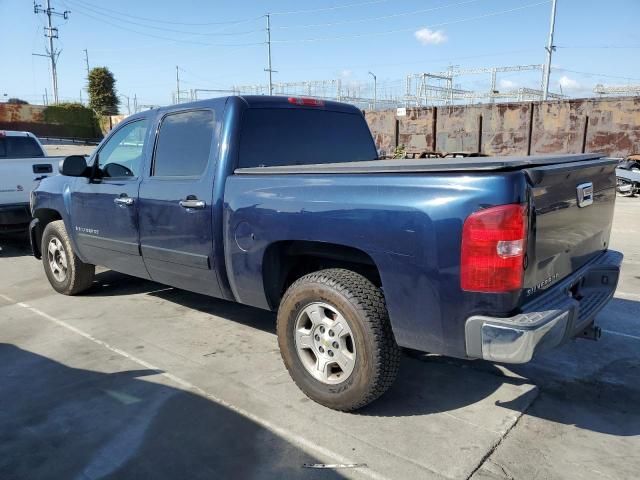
(29, 95), (622, 411)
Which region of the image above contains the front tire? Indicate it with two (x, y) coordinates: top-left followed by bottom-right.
(277, 268), (400, 411)
(42, 220), (95, 295)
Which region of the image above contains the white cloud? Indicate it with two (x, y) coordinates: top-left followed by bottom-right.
(499, 79), (517, 89)
(559, 75), (581, 90)
(414, 28), (447, 45)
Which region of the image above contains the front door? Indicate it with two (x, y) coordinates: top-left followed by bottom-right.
(138, 109), (222, 297)
(70, 118), (151, 278)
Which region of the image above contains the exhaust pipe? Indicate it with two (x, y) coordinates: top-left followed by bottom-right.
(579, 324), (602, 341)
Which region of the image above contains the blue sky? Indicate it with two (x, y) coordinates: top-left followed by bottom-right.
(2, 0), (640, 108)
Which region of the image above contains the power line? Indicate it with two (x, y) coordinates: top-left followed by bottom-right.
(66, 0), (263, 26)
(557, 45), (640, 49)
(552, 68), (640, 82)
(270, 0), (389, 16)
(272, 1), (551, 44)
(65, 0), (264, 37)
(275, 0), (482, 29)
(68, 5), (264, 47)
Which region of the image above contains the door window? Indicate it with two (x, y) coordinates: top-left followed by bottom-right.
(152, 110), (215, 177)
(98, 119), (149, 178)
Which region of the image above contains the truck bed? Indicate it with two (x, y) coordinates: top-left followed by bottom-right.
(235, 154), (604, 175)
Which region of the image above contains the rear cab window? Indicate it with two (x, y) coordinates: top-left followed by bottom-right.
(238, 108), (377, 168)
(0, 136), (45, 158)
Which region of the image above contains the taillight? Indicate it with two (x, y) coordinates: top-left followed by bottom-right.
(461, 204), (528, 293)
(287, 97), (324, 107)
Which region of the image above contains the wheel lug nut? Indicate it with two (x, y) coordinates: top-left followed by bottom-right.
(328, 350), (334, 357)
(319, 326), (325, 333)
(332, 341), (339, 349)
(328, 330), (334, 337)
(318, 346), (325, 353)
(314, 334), (320, 341)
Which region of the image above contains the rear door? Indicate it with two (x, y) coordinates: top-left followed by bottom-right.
(70, 118), (151, 278)
(138, 109), (223, 297)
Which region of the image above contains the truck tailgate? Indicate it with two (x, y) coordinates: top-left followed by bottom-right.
(524, 157), (617, 297)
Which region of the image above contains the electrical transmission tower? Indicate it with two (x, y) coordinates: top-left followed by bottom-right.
(405, 64), (555, 106)
(593, 84), (640, 96)
(33, 0), (70, 105)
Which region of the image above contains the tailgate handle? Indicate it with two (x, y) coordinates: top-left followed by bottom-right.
(33, 164), (53, 174)
(576, 182), (593, 208)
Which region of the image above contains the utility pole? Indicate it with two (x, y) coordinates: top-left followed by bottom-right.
(542, 0), (558, 101)
(265, 14), (275, 95)
(83, 49), (90, 76)
(33, 0), (70, 105)
(176, 65), (180, 103)
(119, 94), (131, 115)
(134, 94), (138, 113)
(368, 71), (377, 110)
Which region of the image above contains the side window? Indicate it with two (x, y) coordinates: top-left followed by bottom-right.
(98, 119), (149, 178)
(153, 110), (215, 177)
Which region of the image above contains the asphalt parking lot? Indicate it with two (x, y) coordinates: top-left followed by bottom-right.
(1, 196), (638, 480)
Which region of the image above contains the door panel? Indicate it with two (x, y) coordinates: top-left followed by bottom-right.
(138, 109), (223, 297)
(70, 118), (150, 278)
(71, 180), (149, 278)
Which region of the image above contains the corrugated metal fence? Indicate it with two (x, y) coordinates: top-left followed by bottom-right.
(365, 97), (640, 158)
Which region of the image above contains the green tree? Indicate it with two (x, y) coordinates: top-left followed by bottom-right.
(88, 67), (119, 115)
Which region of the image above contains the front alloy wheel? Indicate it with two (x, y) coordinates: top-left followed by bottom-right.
(41, 220), (95, 295)
(47, 237), (68, 283)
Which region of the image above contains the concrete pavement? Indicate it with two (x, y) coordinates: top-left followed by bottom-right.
(0, 197), (638, 480)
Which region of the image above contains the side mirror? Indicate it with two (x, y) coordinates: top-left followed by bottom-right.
(59, 155), (89, 177)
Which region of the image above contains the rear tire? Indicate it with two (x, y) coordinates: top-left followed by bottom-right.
(277, 268), (400, 411)
(42, 220), (95, 295)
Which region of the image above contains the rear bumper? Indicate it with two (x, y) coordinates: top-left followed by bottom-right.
(465, 250), (623, 363)
(0, 203), (31, 231)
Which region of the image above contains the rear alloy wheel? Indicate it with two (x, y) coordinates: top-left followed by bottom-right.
(294, 302), (357, 384)
(277, 268), (400, 411)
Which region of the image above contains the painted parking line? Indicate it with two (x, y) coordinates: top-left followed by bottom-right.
(1, 293), (389, 480)
(616, 291), (640, 301)
(602, 329), (640, 341)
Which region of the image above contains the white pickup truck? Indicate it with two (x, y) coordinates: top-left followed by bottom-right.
(0, 131), (62, 232)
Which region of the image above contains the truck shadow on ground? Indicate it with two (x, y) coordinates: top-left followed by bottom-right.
(0, 343), (345, 480)
(0, 232), (31, 258)
(84, 272), (640, 436)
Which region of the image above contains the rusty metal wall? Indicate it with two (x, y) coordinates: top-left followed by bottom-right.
(366, 97), (640, 158)
(0, 104), (46, 124)
(0, 103), (103, 139)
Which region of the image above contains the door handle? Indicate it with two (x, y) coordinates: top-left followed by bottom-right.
(179, 198), (205, 209)
(114, 196), (134, 206)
